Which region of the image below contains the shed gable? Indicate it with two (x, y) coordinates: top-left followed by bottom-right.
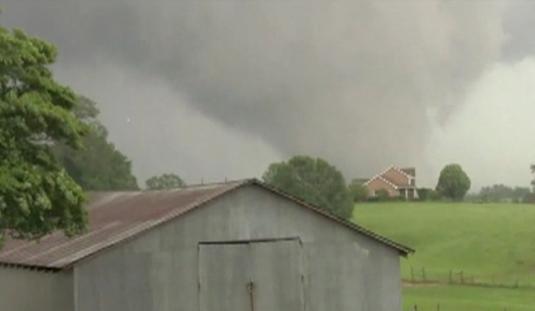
(72, 184), (405, 311)
(0, 180), (412, 271)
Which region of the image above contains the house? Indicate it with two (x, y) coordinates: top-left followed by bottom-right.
(0, 179), (413, 311)
(365, 166), (418, 200)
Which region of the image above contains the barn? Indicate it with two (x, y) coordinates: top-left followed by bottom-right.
(0, 179), (412, 311)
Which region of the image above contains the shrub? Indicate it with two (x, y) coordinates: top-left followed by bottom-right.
(417, 188), (441, 201)
(375, 189), (391, 201)
(348, 180), (369, 202)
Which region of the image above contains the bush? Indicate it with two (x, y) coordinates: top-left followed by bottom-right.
(522, 192), (535, 203)
(367, 189), (404, 202)
(348, 180), (369, 202)
(375, 189), (390, 201)
(146, 173), (186, 190)
(417, 188), (441, 201)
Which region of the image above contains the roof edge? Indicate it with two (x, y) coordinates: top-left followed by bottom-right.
(68, 178), (413, 266)
(0, 261), (62, 273)
(247, 179), (414, 256)
(60, 180), (251, 269)
(2, 178), (412, 271)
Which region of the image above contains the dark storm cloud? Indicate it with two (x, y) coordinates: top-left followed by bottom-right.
(501, 1), (535, 62)
(1, 1), (510, 184)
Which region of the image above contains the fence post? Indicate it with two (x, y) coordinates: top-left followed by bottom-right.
(421, 267), (426, 282)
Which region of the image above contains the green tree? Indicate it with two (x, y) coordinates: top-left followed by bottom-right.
(375, 189), (391, 201)
(512, 186), (531, 203)
(53, 96), (138, 191)
(478, 184), (523, 203)
(348, 179), (368, 202)
(436, 164), (471, 201)
(262, 155), (353, 219)
(0, 26), (87, 241)
(146, 173), (186, 190)
(416, 188), (438, 201)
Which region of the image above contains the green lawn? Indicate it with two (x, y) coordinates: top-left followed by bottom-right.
(403, 285), (535, 311)
(353, 202), (535, 310)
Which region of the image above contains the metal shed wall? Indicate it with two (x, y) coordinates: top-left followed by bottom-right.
(74, 184), (402, 311)
(0, 267), (73, 310)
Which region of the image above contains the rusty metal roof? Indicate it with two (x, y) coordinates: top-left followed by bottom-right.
(0, 179), (412, 270)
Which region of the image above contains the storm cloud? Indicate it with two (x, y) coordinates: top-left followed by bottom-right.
(3, 0), (532, 189)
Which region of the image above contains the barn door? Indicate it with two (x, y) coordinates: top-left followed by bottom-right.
(198, 243), (251, 311)
(249, 239), (304, 311)
(198, 238), (304, 311)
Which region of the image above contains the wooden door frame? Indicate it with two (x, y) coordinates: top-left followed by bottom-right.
(198, 236), (302, 245)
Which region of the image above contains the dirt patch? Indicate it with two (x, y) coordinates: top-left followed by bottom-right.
(403, 281), (441, 288)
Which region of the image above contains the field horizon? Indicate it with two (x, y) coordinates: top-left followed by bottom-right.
(353, 201), (535, 310)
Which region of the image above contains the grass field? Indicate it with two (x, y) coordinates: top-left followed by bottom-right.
(353, 202), (535, 310)
(403, 285), (535, 311)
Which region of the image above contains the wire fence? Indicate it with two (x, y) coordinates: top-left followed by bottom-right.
(407, 304), (513, 311)
(404, 266), (533, 290)
(403, 266), (535, 311)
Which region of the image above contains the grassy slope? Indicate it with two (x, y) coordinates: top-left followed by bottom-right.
(403, 285), (535, 311)
(353, 202), (535, 310)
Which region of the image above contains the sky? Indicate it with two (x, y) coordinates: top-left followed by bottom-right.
(3, 0), (535, 190)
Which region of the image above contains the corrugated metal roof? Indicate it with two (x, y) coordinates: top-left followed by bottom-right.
(0, 179), (412, 270)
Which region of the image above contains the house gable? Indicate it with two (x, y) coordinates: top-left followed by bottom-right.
(364, 165), (418, 199)
(365, 176), (399, 197)
(381, 167), (411, 188)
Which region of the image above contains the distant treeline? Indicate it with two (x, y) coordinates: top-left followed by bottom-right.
(467, 184), (534, 203)
(358, 186), (535, 203)
(415, 184), (534, 203)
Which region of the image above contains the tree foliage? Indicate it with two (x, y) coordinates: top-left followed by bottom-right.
(374, 189), (391, 201)
(145, 173), (186, 190)
(53, 96), (138, 191)
(531, 164), (535, 190)
(417, 188), (441, 201)
(348, 179), (368, 202)
(436, 164), (471, 201)
(0, 26), (87, 240)
(262, 155), (353, 219)
(478, 184), (530, 203)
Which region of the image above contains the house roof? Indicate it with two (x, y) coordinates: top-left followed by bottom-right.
(365, 175), (400, 190)
(401, 167), (416, 177)
(365, 165), (416, 189)
(0, 179), (413, 271)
